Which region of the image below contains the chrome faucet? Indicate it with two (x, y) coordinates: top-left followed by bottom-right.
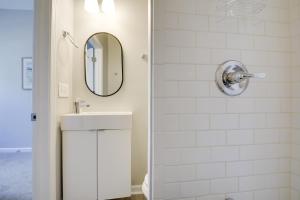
(74, 98), (90, 114)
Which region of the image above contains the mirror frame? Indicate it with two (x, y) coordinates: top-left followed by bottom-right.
(84, 32), (124, 97)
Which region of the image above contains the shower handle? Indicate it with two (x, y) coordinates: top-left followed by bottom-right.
(225, 71), (266, 84)
(216, 60), (267, 96)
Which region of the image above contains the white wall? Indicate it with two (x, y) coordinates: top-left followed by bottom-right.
(0, 0), (33, 11)
(152, 0), (292, 199)
(73, 0), (148, 185)
(0, 9), (33, 148)
(53, 0), (74, 199)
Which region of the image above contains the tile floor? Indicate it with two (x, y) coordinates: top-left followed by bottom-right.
(117, 194), (146, 200)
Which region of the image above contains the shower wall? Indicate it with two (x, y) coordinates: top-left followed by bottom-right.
(152, 0), (293, 199)
(291, 0), (300, 199)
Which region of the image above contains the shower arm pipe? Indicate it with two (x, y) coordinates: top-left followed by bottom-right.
(62, 30), (79, 48)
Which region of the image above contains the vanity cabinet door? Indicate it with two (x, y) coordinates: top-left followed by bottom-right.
(98, 130), (131, 199)
(63, 131), (98, 200)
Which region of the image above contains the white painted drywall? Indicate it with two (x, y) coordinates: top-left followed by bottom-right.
(0, 10), (33, 148)
(53, 0), (75, 199)
(73, 0), (149, 185)
(0, 0), (33, 10)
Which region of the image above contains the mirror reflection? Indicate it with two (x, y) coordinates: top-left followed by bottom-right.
(85, 32), (123, 96)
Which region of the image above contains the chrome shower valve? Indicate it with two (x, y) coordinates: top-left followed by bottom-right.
(225, 71), (266, 84)
(216, 60), (266, 96)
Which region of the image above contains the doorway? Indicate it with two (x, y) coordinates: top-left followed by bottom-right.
(0, 1), (34, 199)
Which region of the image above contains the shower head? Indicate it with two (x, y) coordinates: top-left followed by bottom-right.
(217, 0), (267, 17)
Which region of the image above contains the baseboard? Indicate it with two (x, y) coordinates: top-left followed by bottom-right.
(131, 185), (143, 195)
(0, 148), (32, 153)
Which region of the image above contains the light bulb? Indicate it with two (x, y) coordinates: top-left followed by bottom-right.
(84, 0), (100, 14)
(101, 0), (115, 14)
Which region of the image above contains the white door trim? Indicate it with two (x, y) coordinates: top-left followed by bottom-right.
(32, 0), (57, 199)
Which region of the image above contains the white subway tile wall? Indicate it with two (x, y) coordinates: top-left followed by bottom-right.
(152, 0), (296, 199)
(291, 0), (300, 199)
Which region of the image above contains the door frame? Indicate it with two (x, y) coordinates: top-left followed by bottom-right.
(33, 0), (154, 199)
(32, 0), (57, 199)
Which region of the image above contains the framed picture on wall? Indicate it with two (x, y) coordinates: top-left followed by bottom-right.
(22, 57), (33, 90)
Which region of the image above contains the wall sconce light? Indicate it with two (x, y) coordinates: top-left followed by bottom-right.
(84, 0), (100, 14)
(101, 0), (116, 14)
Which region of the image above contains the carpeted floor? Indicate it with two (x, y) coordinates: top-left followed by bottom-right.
(0, 152), (32, 200)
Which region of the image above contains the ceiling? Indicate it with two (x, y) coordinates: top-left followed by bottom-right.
(0, 0), (33, 11)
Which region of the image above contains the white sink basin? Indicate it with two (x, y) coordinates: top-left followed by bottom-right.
(61, 112), (132, 131)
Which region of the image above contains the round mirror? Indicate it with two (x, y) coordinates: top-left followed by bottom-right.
(84, 32), (123, 97)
